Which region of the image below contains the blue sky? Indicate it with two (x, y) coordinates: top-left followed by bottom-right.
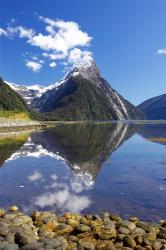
(0, 0), (166, 105)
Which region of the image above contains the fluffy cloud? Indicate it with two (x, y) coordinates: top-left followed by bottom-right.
(49, 61), (57, 68)
(39, 16), (92, 49)
(68, 48), (93, 66)
(42, 52), (67, 60)
(0, 16), (93, 72)
(0, 26), (35, 39)
(157, 48), (166, 55)
(18, 26), (34, 39)
(26, 60), (43, 72)
(0, 28), (8, 36)
(28, 17), (92, 54)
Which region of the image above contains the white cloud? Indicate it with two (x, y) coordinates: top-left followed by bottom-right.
(68, 48), (93, 66)
(29, 16), (92, 54)
(49, 61), (57, 68)
(26, 60), (42, 72)
(39, 16), (57, 26)
(32, 56), (38, 60)
(45, 25), (55, 35)
(18, 26), (35, 39)
(42, 52), (67, 60)
(28, 33), (67, 52)
(157, 48), (166, 55)
(28, 170), (43, 181)
(4, 26), (35, 39)
(0, 28), (8, 36)
(0, 16), (93, 71)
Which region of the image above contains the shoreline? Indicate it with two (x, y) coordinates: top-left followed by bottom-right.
(0, 207), (165, 249)
(0, 118), (47, 133)
(0, 119), (166, 133)
(0, 124), (47, 133)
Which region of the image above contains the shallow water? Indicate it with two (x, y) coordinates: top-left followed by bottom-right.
(0, 122), (166, 221)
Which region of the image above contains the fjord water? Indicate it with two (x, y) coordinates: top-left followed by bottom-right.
(0, 122), (165, 221)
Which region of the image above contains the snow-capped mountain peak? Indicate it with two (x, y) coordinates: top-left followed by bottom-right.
(5, 58), (145, 121)
(5, 58), (96, 107)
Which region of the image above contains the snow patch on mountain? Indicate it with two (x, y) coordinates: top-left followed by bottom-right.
(5, 80), (64, 106)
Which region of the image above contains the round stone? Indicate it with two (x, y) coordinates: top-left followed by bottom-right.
(9, 206), (18, 212)
(153, 240), (163, 250)
(135, 235), (143, 245)
(118, 227), (130, 235)
(100, 228), (116, 240)
(55, 223), (73, 235)
(0, 222), (9, 236)
(129, 217), (138, 223)
(133, 227), (146, 236)
(123, 236), (136, 248)
(20, 242), (44, 250)
(78, 240), (95, 250)
(118, 220), (136, 231)
(0, 208), (6, 217)
(76, 224), (91, 232)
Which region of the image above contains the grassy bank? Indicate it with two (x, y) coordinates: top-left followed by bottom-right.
(0, 110), (47, 121)
(0, 111), (31, 120)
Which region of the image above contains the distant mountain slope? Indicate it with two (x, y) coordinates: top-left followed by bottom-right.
(32, 60), (145, 121)
(6, 82), (45, 106)
(138, 94), (166, 120)
(6, 80), (65, 106)
(138, 124), (166, 145)
(5, 81), (63, 106)
(0, 77), (29, 111)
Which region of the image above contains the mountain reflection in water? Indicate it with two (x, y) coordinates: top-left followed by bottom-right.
(31, 123), (135, 182)
(4, 123), (135, 183)
(0, 122), (166, 221)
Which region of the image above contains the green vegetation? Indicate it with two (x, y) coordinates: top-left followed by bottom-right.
(42, 76), (117, 121)
(29, 111), (49, 121)
(0, 110), (31, 120)
(0, 77), (29, 112)
(0, 109), (47, 121)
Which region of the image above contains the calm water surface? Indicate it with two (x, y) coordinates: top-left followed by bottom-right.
(0, 122), (166, 221)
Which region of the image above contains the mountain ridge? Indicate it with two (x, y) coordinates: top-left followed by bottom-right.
(5, 60), (145, 121)
(31, 60), (145, 120)
(138, 94), (166, 120)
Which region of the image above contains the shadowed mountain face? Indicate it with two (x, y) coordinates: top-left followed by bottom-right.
(30, 61), (145, 121)
(31, 123), (136, 181)
(138, 94), (166, 120)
